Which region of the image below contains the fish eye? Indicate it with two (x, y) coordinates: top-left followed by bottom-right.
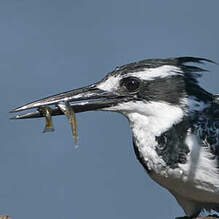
(120, 77), (140, 93)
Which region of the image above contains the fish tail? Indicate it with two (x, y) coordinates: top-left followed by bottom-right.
(43, 126), (55, 133)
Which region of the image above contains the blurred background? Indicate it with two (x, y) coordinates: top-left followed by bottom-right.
(0, 0), (218, 218)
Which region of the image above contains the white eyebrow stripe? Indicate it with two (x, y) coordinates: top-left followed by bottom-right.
(127, 65), (182, 80)
(96, 65), (182, 92)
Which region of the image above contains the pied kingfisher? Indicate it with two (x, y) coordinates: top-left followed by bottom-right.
(11, 57), (219, 218)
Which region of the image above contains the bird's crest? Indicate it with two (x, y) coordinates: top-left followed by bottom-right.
(110, 56), (214, 79)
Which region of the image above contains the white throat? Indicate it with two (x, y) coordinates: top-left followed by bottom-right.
(124, 101), (184, 171)
(126, 101), (184, 142)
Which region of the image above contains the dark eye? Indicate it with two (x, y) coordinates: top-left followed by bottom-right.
(120, 77), (140, 93)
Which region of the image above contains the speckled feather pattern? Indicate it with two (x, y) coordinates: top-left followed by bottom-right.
(191, 100), (219, 166)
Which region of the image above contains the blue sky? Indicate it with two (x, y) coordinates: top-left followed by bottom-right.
(0, 0), (219, 218)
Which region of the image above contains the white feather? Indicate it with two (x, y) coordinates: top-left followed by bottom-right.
(181, 96), (210, 113)
(128, 65), (181, 81)
(96, 75), (121, 91)
(150, 133), (219, 216)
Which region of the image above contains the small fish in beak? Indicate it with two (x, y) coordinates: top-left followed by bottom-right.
(58, 102), (79, 147)
(10, 84), (123, 146)
(38, 106), (55, 133)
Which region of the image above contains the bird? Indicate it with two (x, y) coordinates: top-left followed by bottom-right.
(10, 57), (219, 218)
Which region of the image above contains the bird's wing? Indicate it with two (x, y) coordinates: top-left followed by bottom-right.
(192, 97), (219, 162)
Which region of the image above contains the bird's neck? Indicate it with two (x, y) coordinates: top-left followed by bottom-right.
(127, 102), (184, 145)
(127, 97), (211, 147)
(126, 98), (210, 173)
(126, 103), (185, 172)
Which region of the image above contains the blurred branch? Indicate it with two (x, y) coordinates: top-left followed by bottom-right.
(0, 216), (11, 219)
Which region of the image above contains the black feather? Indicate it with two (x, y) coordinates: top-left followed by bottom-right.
(110, 56), (214, 77)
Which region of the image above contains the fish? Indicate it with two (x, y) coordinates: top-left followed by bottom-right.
(58, 102), (79, 147)
(38, 106), (55, 133)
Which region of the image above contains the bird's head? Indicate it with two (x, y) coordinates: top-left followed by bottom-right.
(11, 57), (213, 134)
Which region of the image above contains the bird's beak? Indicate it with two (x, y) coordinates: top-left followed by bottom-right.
(10, 84), (121, 119)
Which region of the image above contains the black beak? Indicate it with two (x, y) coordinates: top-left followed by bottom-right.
(10, 84), (122, 119)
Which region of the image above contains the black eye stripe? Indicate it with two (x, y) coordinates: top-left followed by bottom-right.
(120, 77), (140, 93)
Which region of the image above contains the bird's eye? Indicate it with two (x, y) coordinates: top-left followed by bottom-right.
(120, 77), (140, 93)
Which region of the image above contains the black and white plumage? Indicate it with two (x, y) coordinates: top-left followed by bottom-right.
(11, 57), (219, 218)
